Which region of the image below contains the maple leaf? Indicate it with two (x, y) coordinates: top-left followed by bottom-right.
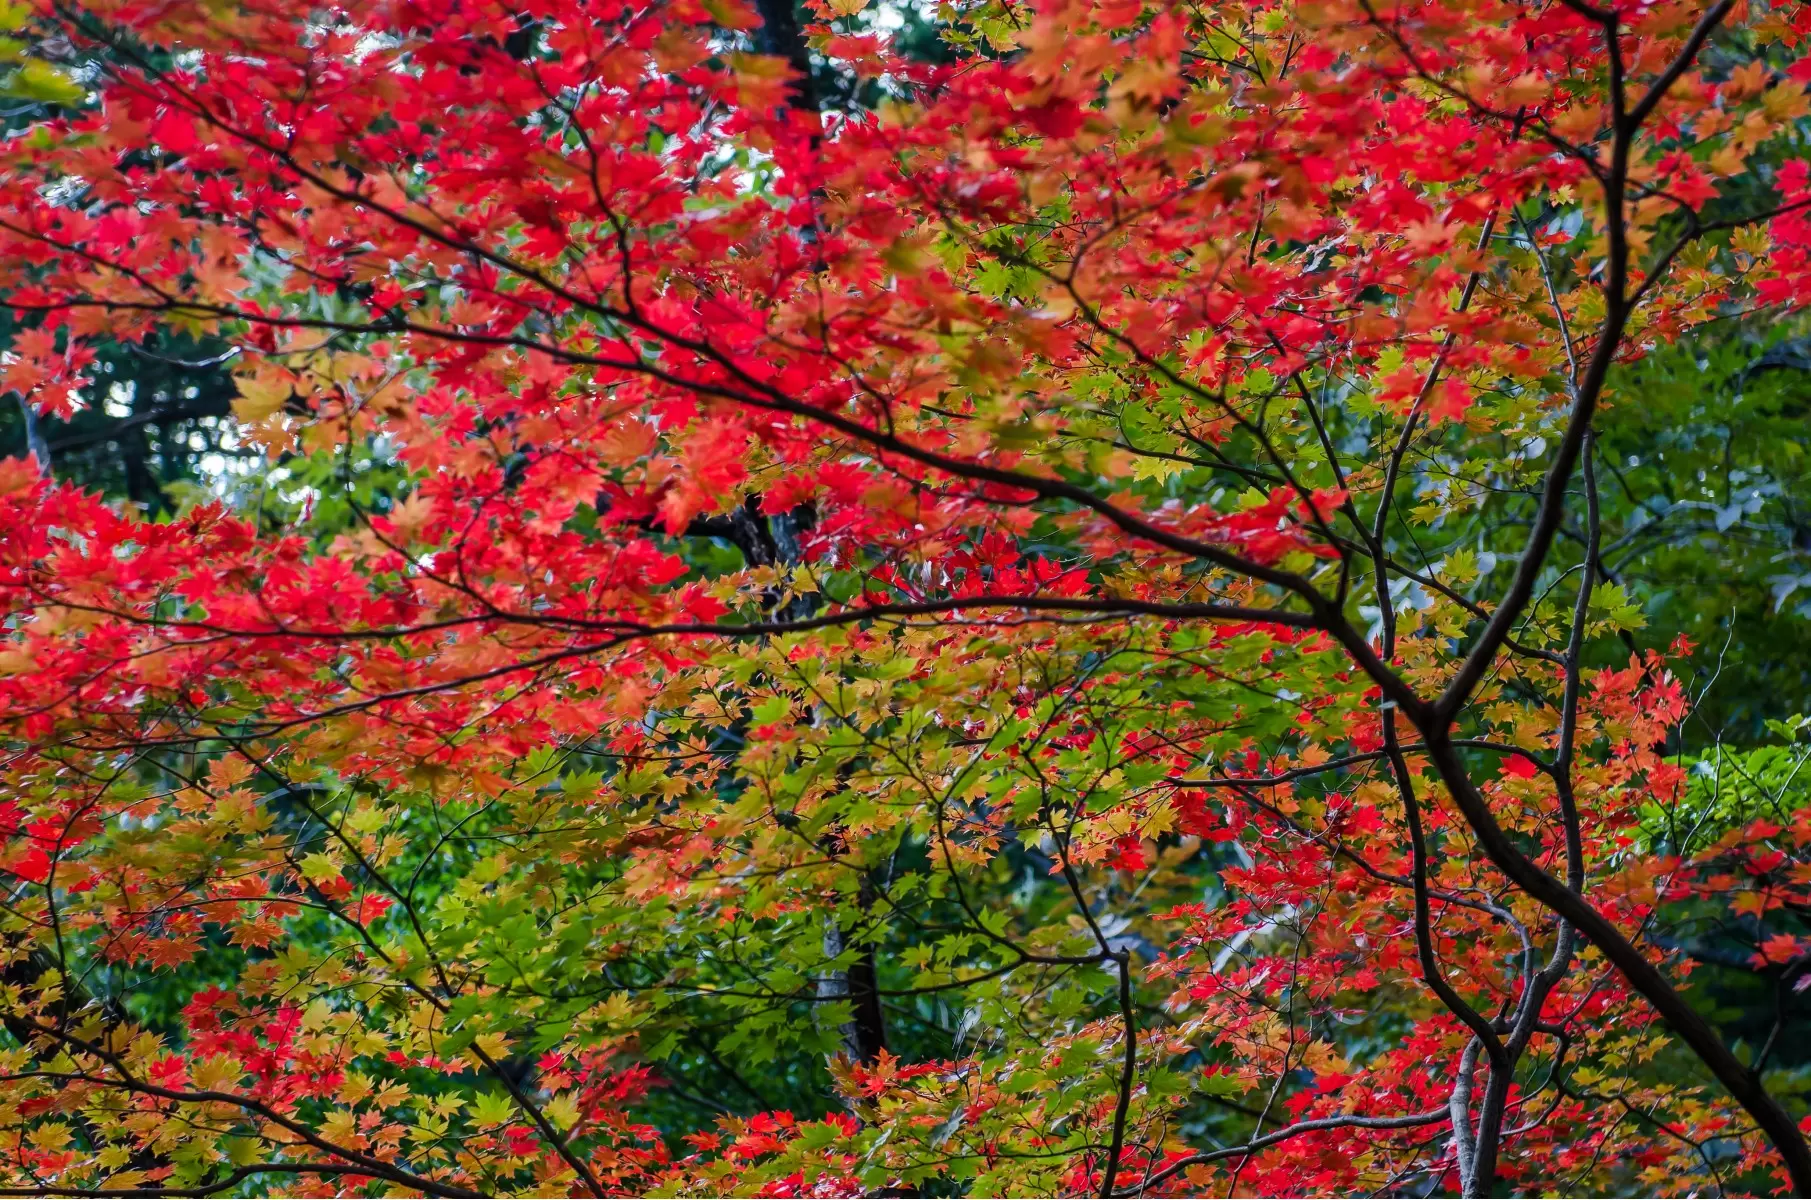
(1401, 217), (1452, 255)
(1427, 377), (1474, 425)
(1753, 933), (1804, 967)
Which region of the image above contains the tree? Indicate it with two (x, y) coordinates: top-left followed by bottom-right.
(0, 10), (249, 511)
(0, 0), (1810, 1195)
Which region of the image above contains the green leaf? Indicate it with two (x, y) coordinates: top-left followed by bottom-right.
(471, 1091), (515, 1128)
(297, 853), (341, 884)
(6, 60), (83, 106)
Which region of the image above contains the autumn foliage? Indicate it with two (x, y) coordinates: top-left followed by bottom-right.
(1, 0), (1811, 1195)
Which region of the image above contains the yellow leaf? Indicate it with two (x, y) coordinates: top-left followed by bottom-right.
(298, 853), (342, 884)
(542, 1091), (581, 1131)
(28, 1122), (72, 1151)
(599, 991), (636, 1027)
(337, 1070), (374, 1106)
(232, 374), (291, 423)
(1763, 82), (1810, 124)
(1707, 142), (1746, 178)
(191, 1054), (242, 1092)
(373, 1082), (411, 1109)
(1302, 1041), (1351, 1077)
(1141, 800), (1178, 839)
(321, 1109), (359, 1146)
(468, 1030), (510, 1066)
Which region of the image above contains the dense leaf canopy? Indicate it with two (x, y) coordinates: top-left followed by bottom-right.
(2, 0), (1811, 1196)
